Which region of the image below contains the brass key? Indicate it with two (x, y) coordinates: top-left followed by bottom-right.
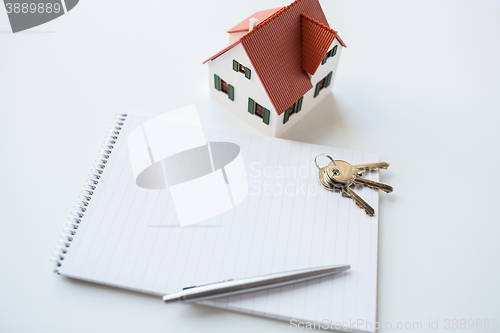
(341, 187), (375, 217)
(353, 162), (389, 174)
(326, 162), (393, 193)
(314, 155), (393, 216)
(352, 177), (393, 193)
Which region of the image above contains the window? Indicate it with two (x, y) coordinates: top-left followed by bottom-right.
(321, 45), (339, 65)
(314, 72), (333, 97)
(283, 96), (304, 124)
(248, 98), (270, 125)
(255, 103), (264, 118)
(332, 44), (338, 57)
(214, 74), (234, 101)
(320, 77), (327, 89)
(233, 60), (251, 79)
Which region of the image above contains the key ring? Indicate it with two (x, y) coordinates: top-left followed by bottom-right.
(314, 154), (340, 176)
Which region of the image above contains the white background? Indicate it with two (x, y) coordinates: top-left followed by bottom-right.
(1, 0), (500, 332)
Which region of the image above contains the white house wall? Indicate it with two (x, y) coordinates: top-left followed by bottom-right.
(274, 38), (343, 137)
(228, 32), (246, 44)
(208, 38), (343, 138)
(208, 43), (278, 137)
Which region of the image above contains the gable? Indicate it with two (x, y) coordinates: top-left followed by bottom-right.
(300, 14), (337, 75)
(240, 0), (332, 115)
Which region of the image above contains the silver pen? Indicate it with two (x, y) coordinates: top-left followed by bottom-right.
(163, 264), (350, 303)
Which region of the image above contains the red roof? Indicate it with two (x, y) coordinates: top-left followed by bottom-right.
(300, 14), (337, 75)
(227, 7), (282, 33)
(204, 0), (346, 116)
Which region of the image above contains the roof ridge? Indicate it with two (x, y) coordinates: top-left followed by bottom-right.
(240, 0), (303, 41)
(226, 7), (282, 33)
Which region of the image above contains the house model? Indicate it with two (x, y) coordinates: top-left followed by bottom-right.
(203, 0), (346, 137)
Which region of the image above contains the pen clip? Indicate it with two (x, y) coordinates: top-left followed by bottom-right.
(183, 279), (234, 290)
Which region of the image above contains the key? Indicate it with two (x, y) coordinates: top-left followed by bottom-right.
(341, 187), (375, 216)
(321, 160), (376, 216)
(318, 163), (375, 216)
(326, 162), (393, 193)
(314, 155), (393, 216)
(317, 166), (335, 191)
(315, 154), (340, 192)
(352, 162), (389, 174)
(352, 177), (393, 193)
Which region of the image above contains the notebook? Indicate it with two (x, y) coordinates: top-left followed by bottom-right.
(53, 106), (379, 332)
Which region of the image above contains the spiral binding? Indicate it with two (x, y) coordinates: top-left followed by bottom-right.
(51, 114), (128, 272)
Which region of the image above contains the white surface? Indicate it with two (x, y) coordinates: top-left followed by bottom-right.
(1, 0), (499, 332)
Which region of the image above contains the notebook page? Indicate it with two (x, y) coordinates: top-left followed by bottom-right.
(58, 112), (378, 333)
(204, 146), (378, 331)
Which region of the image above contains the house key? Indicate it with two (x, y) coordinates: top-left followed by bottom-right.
(314, 154), (393, 216)
(326, 162), (393, 194)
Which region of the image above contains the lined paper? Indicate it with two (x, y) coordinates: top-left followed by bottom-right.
(59, 113), (378, 332)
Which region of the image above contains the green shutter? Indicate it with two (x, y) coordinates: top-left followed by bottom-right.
(214, 74), (221, 91)
(228, 84), (234, 101)
(332, 45), (338, 57)
(296, 97), (303, 113)
(283, 108), (290, 124)
(325, 72), (333, 88)
(321, 53), (328, 65)
(233, 60), (239, 71)
(314, 81), (322, 97)
(263, 108), (270, 125)
(245, 67), (251, 79)
(248, 98), (255, 114)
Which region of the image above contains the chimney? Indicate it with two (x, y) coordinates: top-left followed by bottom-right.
(249, 18), (258, 31)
